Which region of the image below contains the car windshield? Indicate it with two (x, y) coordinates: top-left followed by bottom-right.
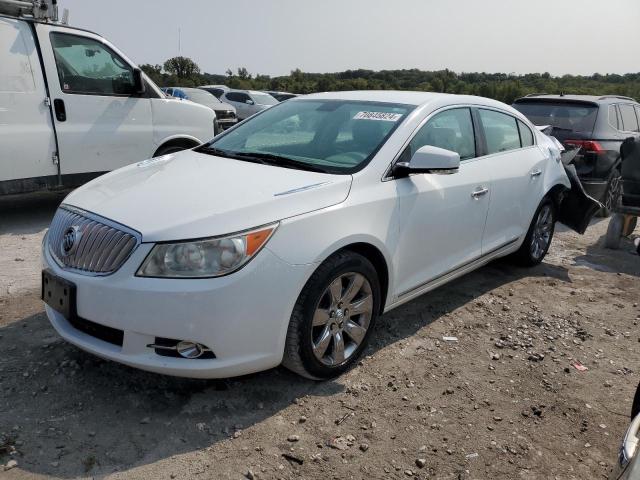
(201, 99), (413, 174)
(250, 93), (278, 106)
(513, 101), (598, 139)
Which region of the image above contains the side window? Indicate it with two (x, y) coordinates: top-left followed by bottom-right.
(479, 109), (521, 154)
(609, 105), (620, 130)
(50, 33), (135, 95)
(239, 93), (251, 103)
(620, 104), (639, 132)
(517, 120), (534, 147)
(0, 21), (36, 93)
(635, 107), (640, 129)
(404, 108), (476, 161)
(226, 92), (241, 102)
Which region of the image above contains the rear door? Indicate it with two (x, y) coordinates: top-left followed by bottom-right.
(35, 24), (153, 176)
(477, 108), (545, 253)
(0, 18), (57, 188)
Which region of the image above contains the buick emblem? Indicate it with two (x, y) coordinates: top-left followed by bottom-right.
(61, 226), (80, 256)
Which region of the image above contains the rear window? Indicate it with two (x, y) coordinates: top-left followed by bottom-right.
(512, 101), (598, 138)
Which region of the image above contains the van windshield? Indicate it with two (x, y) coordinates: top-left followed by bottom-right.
(513, 101), (598, 140)
(200, 99), (413, 174)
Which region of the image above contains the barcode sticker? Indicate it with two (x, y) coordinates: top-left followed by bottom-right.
(353, 111), (402, 122)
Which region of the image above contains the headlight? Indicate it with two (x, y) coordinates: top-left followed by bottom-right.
(136, 224), (277, 278)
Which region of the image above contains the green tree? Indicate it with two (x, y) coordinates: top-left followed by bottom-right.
(163, 56), (200, 79)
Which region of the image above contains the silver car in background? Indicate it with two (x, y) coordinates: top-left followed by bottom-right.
(220, 89), (278, 120)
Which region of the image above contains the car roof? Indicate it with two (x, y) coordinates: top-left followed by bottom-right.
(297, 90), (513, 110)
(514, 94), (638, 105)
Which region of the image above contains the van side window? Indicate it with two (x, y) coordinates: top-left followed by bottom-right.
(478, 109), (521, 154)
(402, 108), (476, 162)
(517, 120), (534, 147)
(0, 21), (36, 93)
(50, 33), (135, 96)
(620, 104), (639, 132)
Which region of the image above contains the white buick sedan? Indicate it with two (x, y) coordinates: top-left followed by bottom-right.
(42, 91), (598, 379)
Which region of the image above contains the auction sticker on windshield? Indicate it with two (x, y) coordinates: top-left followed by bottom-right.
(353, 111), (403, 121)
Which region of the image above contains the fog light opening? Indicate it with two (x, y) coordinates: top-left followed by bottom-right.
(176, 341), (205, 359)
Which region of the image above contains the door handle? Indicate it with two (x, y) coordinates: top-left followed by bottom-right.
(53, 99), (66, 122)
(530, 169), (542, 178)
(471, 187), (489, 198)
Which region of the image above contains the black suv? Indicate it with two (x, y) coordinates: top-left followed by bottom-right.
(513, 94), (640, 215)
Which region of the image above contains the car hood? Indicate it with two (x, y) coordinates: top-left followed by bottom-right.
(63, 151), (352, 242)
(213, 101), (236, 113)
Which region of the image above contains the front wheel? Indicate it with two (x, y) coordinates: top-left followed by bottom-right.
(511, 198), (556, 266)
(283, 251), (381, 380)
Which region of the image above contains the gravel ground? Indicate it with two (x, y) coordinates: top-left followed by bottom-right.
(1, 193), (639, 480)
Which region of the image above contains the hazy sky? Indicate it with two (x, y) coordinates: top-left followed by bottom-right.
(63, 0), (640, 77)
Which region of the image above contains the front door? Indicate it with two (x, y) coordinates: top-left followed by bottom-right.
(36, 25), (152, 176)
(393, 107), (491, 297)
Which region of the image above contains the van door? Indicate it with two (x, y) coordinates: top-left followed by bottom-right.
(0, 18), (57, 192)
(35, 24), (153, 177)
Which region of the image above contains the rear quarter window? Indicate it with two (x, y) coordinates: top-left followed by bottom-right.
(609, 105), (620, 130)
(518, 120), (534, 147)
(619, 104), (639, 132)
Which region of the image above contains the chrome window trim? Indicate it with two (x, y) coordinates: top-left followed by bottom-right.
(47, 204), (142, 277)
(382, 104), (537, 181)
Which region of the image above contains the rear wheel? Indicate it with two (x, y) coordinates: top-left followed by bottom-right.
(599, 169), (622, 217)
(511, 198), (556, 266)
(283, 251), (381, 380)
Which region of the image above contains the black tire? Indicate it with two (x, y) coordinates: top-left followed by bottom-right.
(511, 198), (556, 267)
(598, 169), (622, 218)
(282, 251), (381, 380)
(632, 382), (640, 419)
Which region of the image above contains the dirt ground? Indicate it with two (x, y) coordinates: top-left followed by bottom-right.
(1, 192), (639, 480)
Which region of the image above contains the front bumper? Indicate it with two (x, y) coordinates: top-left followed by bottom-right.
(42, 241), (313, 378)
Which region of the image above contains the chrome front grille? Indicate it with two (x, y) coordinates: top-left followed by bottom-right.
(47, 206), (140, 275)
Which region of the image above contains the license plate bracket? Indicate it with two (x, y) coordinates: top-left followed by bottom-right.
(42, 269), (76, 319)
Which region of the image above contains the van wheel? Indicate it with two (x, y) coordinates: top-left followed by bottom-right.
(283, 251), (381, 380)
(511, 198), (556, 266)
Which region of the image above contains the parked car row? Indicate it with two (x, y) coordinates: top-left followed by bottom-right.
(160, 87), (238, 132)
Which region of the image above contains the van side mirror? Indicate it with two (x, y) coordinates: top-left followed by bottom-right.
(393, 145), (460, 177)
(245, 99), (255, 105)
(133, 68), (145, 95)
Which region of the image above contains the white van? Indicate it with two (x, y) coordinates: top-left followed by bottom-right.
(0, 1), (215, 195)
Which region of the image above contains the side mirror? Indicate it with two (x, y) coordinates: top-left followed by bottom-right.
(245, 99), (255, 105)
(393, 145), (460, 177)
(133, 68), (145, 95)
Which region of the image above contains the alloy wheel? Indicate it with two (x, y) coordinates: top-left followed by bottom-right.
(311, 272), (373, 367)
(530, 204), (553, 260)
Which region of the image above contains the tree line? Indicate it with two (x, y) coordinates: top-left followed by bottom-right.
(140, 57), (640, 105)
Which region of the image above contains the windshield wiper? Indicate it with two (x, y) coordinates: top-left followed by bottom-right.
(233, 152), (329, 173)
(196, 146), (267, 165)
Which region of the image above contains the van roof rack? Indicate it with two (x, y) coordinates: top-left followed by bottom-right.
(0, 0), (60, 22)
(598, 95), (637, 102)
(524, 93), (552, 97)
